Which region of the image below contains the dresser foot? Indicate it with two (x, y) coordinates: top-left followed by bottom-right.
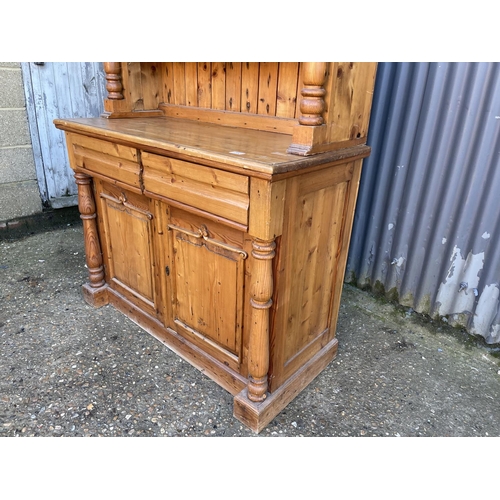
(233, 338), (338, 433)
(82, 283), (109, 308)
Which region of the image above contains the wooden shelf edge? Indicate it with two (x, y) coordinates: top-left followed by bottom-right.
(159, 103), (297, 135)
(100, 110), (165, 119)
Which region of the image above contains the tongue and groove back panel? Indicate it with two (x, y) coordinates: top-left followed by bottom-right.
(103, 62), (377, 154)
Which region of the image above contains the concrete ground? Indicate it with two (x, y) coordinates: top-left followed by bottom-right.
(1, 208), (499, 437)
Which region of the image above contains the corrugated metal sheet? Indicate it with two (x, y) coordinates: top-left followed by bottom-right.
(346, 62), (500, 344)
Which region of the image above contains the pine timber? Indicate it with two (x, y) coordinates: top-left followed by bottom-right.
(54, 61), (377, 433)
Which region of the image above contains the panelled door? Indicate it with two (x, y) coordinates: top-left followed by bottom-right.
(21, 62), (106, 208)
(166, 206), (249, 372)
(95, 180), (162, 320)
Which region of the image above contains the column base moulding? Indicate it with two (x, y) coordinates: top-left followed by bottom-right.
(82, 283), (109, 308)
(106, 287), (248, 396)
(233, 337), (338, 433)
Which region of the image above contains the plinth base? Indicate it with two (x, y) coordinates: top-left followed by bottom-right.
(82, 283), (109, 308)
(233, 338), (338, 433)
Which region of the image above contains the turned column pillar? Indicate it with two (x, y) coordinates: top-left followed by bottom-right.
(103, 62), (124, 100)
(288, 62), (328, 155)
(247, 238), (276, 402)
(74, 173), (107, 306)
(299, 62), (327, 126)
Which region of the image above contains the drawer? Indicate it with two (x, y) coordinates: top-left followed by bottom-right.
(69, 133), (141, 189)
(142, 151), (249, 225)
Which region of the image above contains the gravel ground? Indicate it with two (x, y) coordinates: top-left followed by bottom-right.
(1, 219), (500, 438)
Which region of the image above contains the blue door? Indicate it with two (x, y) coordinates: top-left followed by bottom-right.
(21, 62), (106, 208)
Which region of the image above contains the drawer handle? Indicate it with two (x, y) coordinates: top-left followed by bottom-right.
(168, 223), (247, 259)
(100, 192), (153, 220)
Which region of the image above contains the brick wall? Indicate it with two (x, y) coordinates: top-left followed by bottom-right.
(0, 62), (42, 224)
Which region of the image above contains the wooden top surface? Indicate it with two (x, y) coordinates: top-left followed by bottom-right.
(54, 116), (370, 176)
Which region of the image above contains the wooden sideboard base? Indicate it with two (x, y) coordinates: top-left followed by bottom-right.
(233, 338), (338, 433)
(106, 287), (248, 396)
(82, 283), (109, 308)
(54, 62), (377, 433)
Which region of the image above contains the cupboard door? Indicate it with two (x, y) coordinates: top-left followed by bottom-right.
(96, 181), (160, 318)
(166, 207), (247, 371)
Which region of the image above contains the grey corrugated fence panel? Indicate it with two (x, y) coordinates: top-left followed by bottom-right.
(346, 62), (500, 344)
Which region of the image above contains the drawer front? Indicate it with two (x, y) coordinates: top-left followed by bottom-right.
(142, 152), (249, 225)
(69, 133), (141, 189)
